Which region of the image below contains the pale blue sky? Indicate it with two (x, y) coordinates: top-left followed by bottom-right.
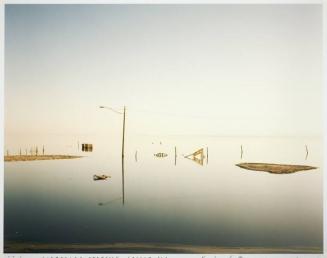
(5, 4), (322, 138)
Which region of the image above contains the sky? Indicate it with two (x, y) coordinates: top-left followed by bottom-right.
(4, 4), (323, 140)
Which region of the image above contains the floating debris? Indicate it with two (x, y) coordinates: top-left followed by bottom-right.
(154, 153), (168, 158)
(185, 148), (205, 166)
(185, 148), (204, 159)
(93, 174), (111, 180)
(236, 163), (317, 174)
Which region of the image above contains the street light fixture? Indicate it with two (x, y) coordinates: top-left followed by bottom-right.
(99, 105), (126, 159)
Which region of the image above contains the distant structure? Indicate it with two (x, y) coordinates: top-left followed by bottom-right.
(185, 148), (205, 166)
(82, 143), (93, 152)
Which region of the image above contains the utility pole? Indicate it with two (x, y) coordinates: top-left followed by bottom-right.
(122, 106), (126, 159)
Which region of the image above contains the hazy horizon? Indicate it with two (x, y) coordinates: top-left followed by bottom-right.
(3, 4), (324, 254)
(5, 4), (323, 144)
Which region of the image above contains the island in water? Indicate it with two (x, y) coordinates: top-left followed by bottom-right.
(4, 155), (83, 162)
(236, 163), (317, 174)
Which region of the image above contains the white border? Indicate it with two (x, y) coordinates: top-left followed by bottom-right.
(0, 0), (4, 256)
(1, 0), (324, 4)
(323, 0), (326, 256)
(0, 1), (325, 258)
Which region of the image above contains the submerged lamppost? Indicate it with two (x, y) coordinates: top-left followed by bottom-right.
(99, 105), (126, 205)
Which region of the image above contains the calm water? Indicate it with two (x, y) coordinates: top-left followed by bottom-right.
(4, 135), (323, 252)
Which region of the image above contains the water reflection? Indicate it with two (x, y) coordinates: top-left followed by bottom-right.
(98, 197), (122, 206)
(93, 175), (110, 180)
(4, 136), (323, 253)
(122, 156), (125, 205)
(187, 156), (204, 166)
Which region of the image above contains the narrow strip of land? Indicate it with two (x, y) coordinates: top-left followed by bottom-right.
(4, 155), (83, 162)
(236, 162), (317, 174)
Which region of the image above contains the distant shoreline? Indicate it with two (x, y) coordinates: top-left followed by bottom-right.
(4, 155), (83, 162)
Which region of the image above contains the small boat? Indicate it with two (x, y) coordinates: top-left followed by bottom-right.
(93, 174), (110, 180)
(154, 153), (168, 158)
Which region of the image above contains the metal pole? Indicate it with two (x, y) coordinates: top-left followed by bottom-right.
(122, 106), (126, 159)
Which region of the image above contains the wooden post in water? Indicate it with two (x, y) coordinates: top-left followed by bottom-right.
(42, 145), (45, 155)
(241, 145), (243, 159)
(206, 147), (208, 164)
(174, 146), (177, 166)
(305, 145), (309, 160)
